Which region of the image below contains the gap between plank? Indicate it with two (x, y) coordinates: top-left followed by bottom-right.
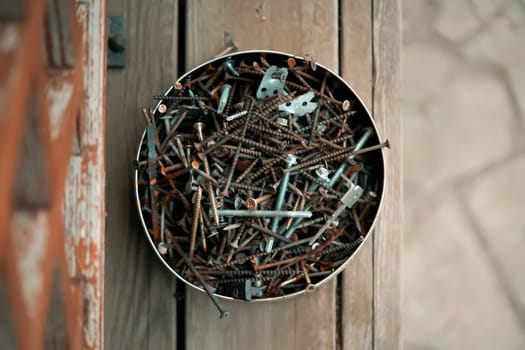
(336, 1), (343, 348)
(176, 2), (187, 350)
(177, 0), (187, 77)
(370, 0), (376, 349)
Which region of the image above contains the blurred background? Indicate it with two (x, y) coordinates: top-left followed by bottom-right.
(2, 0), (524, 348)
(403, 0), (525, 348)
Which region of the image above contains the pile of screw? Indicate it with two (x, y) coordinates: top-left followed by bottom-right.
(136, 52), (386, 315)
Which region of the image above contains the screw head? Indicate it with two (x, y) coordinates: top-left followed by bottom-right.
(285, 154), (297, 166)
(157, 243), (169, 254)
(158, 104), (167, 114)
(245, 198), (257, 210)
(220, 83), (232, 93)
(193, 122), (205, 132)
(315, 167), (330, 182)
(191, 160), (201, 169)
(276, 117), (288, 126)
(193, 122), (206, 141)
(316, 123), (327, 134)
(305, 284), (316, 293)
(342, 100), (351, 112)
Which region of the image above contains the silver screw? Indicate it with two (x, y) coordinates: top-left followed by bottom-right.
(194, 122), (220, 225)
(225, 110), (248, 122)
(171, 239), (230, 319)
(327, 129), (373, 187)
(266, 154), (297, 252)
(189, 186), (202, 257)
(308, 182), (364, 245)
(217, 209), (312, 218)
(218, 84), (232, 114)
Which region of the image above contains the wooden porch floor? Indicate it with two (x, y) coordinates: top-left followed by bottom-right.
(105, 1), (401, 349)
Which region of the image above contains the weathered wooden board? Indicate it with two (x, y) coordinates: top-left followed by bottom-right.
(1, 0), (87, 348)
(60, 1), (107, 349)
(185, 0), (338, 72)
(340, 1), (402, 349)
(105, 0), (179, 348)
(371, 1), (402, 349)
(340, 1), (374, 349)
(184, 1), (338, 349)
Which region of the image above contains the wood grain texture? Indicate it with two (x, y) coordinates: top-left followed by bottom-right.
(1, 0), (85, 346)
(184, 1), (337, 349)
(61, 1), (106, 348)
(102, 0), (402, 348)
(340, 1), (374, 349)
(105, 0), (179, 348)
(372, 1), (403, 349)
(186, 0), (338, 71)
(186, 282), (335, 350)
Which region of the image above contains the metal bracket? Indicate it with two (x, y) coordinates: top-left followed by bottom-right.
(278, 91), (317, 116)
(256, 66), (288, 99)
(221, 279), (263, 301)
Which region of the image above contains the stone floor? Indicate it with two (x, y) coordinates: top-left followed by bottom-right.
(403, 0), (525, 349)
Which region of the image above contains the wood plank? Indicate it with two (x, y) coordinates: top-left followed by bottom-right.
(2, 0), (85, 346)
(340, 1), (374, 349)
(184, 1), (338, 349)
(60, 1), (106, 348)
(372, 1), (402, 349)
(104, 0), (179, 348)
(186, 282), (335, 350)
(186, 0), (338, 71)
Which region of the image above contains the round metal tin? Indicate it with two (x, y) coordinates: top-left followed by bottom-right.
(134, 50), (387, 302)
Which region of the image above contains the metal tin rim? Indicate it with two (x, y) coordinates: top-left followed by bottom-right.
(134, 49), (387, 302)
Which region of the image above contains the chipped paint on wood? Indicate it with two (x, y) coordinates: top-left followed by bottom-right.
(11, 211), (49, 319)
(0, 0), (105, 348)
(83, 282), (101, 346)
(47, 79), (73, 140)
(60, 1), (106, 348)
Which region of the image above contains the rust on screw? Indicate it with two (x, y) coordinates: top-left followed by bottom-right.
(136, 53), (384, 303)
(245, 193), (273, 210)
(189, 186), (202, 257)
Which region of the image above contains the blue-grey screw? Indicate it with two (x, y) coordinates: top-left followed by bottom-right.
(217, 209), (312, 218)
(224, 59), (240, 77)
(282, 167), (330, 240)
(187, 88), (197, 106)
(327, 128), (373, 187)
(266, 154), (297, 252)
(217, 84), (232, 114)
